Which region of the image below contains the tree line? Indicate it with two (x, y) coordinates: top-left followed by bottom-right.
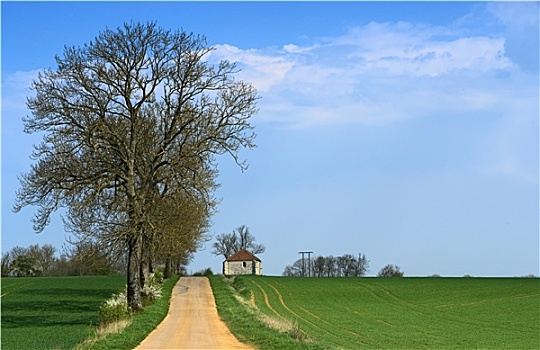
(2, 243), (192, 278)
(2, 243), (117, 277)
(283, 254), (406, 277)
(12, 22), (258, 310)
(283, 254), (370, 277)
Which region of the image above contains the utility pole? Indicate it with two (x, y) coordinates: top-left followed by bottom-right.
(299, 251), (313, 277)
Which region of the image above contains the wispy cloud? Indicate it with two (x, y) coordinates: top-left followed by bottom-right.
(207, 18), (530, 129)
(487, 1), (539, 31)
(4, 70), (39, 89)
(208, 44), (294, 92)
(2, 70), (40, 113)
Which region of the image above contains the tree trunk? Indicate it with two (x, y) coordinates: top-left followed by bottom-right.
(149, 259), (154, 274)
(163, 258), (173, 279)
(140, 258), (147, 288)
(127, 234), (143, 312)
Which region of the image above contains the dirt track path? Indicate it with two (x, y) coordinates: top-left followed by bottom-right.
(135, 277), (252, 350)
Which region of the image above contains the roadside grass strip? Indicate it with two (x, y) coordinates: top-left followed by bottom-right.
(209, 275), (326, 350)
(238, 276), (539, 349)
(81, 275), (180, 350)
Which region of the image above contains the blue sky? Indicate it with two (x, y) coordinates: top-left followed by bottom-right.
(2, 1), (538, 277)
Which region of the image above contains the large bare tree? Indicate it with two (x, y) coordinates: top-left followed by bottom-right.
(14, 22), (258, 310)
(212, 225), (265, 259)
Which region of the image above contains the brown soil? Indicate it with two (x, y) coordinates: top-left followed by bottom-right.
(135, 276), (253, 350)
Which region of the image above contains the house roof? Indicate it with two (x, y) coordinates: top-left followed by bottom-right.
(226, 249), (261, 262)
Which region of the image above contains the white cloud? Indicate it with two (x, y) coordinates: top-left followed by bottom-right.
(282, 43), (318, 54)
(326, 22), (512, 77)
(207, 44), (294, 92)
(205, 19), (526, 128)
(361, 36), (511, 76)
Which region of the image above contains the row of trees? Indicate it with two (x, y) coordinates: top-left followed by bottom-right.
(2, 243), (192, 278)
(283, 254), (370, 277)
(283, 254), (405, 277)
(13, 22), (258, 310)
(2, 243), (118, 277)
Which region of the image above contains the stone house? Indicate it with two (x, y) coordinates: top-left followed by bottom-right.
(223, 249), (262, 275)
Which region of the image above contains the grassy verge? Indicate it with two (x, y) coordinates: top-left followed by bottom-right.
(208, 275), (326, 350)
(77, 275), (180, 350)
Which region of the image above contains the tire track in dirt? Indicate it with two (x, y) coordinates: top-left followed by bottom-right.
(250, 279), (283, 319)
(298, 305), (367, 338)
(261, 280), (346, 340)
(264, 280), (371, 347)
(358, 282), (532, 335)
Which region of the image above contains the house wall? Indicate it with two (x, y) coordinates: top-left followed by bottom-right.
(253, 261), (262, 275)
(224, 260), (262, 275)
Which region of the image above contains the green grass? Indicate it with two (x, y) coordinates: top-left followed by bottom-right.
(4, 275), (537, 350)
(1, 276), (125, 350)
(1, 275), (180, 350)
(233, 276), (539, 349)
(209, 275), (326, 350)
(85, 274), (179, 350)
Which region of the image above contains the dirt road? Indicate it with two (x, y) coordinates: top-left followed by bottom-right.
(135, 277), (252, 350)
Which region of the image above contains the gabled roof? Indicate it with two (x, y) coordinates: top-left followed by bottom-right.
(226, 249), (261, 262)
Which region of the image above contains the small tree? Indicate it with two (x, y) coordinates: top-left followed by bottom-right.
(282, 259), (303, 277)
(377, 264), (404, 277)
(354, 253), (370, 277)
(26, 244), (57, 277)
(212, 225), (265, 259)
(10, 254), (39, 277)
(324, 256), (337, 277)
(313, 256), (326, 277)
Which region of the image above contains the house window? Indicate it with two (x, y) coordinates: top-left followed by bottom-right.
(242, 261), (247, 268)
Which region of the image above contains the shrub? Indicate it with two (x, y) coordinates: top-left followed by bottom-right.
(141, 283), (162, 301)
(377, 264), (404, 277)
(153, 270), (164, 284)
(99, 291), (129, 324)
(193, 267), (214, 276)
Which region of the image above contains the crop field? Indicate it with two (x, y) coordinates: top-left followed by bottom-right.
(1, 276), (125, 350)
(237, 276), (539, 349)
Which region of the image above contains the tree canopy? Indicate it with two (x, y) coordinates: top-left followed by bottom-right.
(377, 264), (404, 277)
(212, 225), (265, 259)
(14, 21), (258, 310)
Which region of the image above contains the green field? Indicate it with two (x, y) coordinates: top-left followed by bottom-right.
(1, 276), (126, 350)
(236, 276), (539, 349)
